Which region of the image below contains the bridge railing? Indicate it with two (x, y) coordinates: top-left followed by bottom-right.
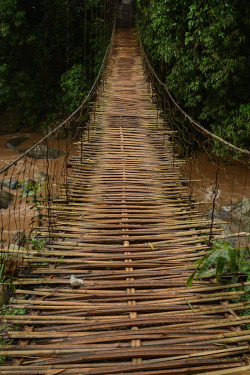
(138, 32), (249, 253)
(0, 17), (116, 286)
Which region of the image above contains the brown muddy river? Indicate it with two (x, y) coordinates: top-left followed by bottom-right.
(0, 130), (74, 246)
(183, 152), (249, 208)
(0, 131), (249, 246)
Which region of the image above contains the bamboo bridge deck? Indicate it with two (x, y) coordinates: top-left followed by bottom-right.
(1, 26), (250, 375)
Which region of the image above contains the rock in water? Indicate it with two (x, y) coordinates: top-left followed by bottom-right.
(4, 244), (26, 252)
(13, 231), (27, 246)
(231, 196), (250, 232)
(70, 275), (84, 288)
(34, 171), (49, 182)
(0, 189), (14, 209)
(26, 178), (36, 188)
(3, 244), (26, 277)
(6, 137), (65, 159)
(27, 145), (65, 159)
(6, 137), (30, 151)
(0, 178), (19, 190)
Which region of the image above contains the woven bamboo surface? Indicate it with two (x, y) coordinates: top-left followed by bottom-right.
(0, 27), (249, 375)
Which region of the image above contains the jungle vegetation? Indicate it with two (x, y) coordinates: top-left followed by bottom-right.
(0, 0), (114, 127)
(1, 0), (249, 149)
(136, 0), (250, 149)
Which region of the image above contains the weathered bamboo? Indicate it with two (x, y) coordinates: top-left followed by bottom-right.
(2, 23), (249, 375)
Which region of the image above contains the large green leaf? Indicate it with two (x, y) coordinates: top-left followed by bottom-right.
(196, 249), (222, 280)
(216, 256), (226, 280)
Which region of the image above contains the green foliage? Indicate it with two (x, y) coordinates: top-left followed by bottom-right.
(0, 259), (9, 284)
(186, 240), (249, 287)
(19, 180), (50, 257)
(26, 237), (46, 252)
(60, 64), (88, 113)
(0, 64), (11, 106)
(1, 304), (26, 316)
(0, 0), (44, 122)
(19, 180), (45, 228)
(231, 262), (250, 329)
(0, 0), (114, 126)
(136, 0), (250, 149)
(0, 304), (26, 361)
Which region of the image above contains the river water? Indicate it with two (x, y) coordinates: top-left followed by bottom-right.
(0, 130), (71, 246)
(0, 131), (249, 246)
(183, 152), (249, 208)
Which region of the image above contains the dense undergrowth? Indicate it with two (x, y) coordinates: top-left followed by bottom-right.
(136, 0), (250, 150)
(0, 0), (115, 128)
(186, 239), (250, 328)
(187, 239), (250, 286)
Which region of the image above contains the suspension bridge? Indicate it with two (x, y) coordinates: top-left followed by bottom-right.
(0, 1), (249, 374)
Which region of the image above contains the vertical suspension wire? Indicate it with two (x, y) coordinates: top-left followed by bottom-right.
(90, 4), (94, 82)
(44, 0), (49, 120)
(209, 154), (221, 244)
(65, 125), (70, 205)
(96, 0), (99, 74)
(96, 0), (99, 79)
(103, 0), (107, 90)
(83, 2), (87, 76)
(107, 0), (111, 40)
(207, 5), (235, 241)
(44, 131), (51, 244)
(66, 0), (69, 71)
(103, 0), (106, 49)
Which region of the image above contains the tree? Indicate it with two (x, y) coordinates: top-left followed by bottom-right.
(0, 0), (115, 126)
(136, 0), (250, 149)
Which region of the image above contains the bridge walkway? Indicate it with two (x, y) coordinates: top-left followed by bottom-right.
(1, 26), (250, 375)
